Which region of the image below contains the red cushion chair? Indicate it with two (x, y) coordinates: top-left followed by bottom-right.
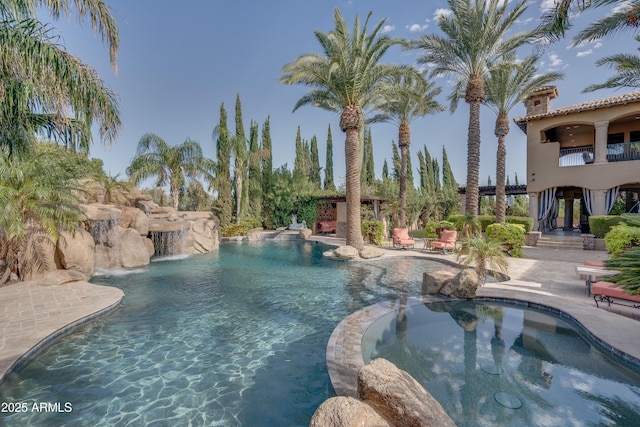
(392, 228), (415, 249)
(429, 230), (458, 253)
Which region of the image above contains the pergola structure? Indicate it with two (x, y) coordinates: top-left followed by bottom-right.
(458, 185), (528, 215)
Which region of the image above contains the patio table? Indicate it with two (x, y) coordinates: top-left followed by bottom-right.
(575, 265), (619, 296)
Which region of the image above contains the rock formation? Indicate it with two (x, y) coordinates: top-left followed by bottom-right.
(423, 268), (481, 299)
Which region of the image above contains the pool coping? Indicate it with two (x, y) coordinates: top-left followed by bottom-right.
(0, 280), (124, 385)
(327, 293), (640, 398)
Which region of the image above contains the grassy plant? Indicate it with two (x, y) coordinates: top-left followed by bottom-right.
(457, 235), (509, 285)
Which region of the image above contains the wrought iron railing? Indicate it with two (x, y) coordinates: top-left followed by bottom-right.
(606, 142), (640, 162)
(559, 146), (593, 167)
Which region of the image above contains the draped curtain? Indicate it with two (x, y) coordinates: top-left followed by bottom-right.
(605, 186), (620, 214)
(537, 187), (557, 232)
(582, 188), (593, 216)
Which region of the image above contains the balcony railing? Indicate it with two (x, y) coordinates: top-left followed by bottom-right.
(606, 142), (640, 162)
(559, 146), (593, 167)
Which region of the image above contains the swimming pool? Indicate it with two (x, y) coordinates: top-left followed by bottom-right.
(1, 240), (638, 426)
(0, 240), (446, 426)
(362, 298), (640, 427)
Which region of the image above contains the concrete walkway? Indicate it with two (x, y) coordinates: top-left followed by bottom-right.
(0, 236), (637, 391)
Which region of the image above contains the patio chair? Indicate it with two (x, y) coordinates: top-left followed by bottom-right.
(429, 230), (458, 253)
(392, 228), (415, 249)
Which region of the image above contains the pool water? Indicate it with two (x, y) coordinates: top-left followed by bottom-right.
(363, 299), (640, 427)
(0, 241), (445, 426)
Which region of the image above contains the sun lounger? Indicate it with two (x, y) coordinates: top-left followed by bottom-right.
(392, 228), (415, 249)
(429, 230), (457, 253)
(592, 281), (640, 309)
(575, 265), (619, 296)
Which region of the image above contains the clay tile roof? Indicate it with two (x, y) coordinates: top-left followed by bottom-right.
(513, 90), (640, 133)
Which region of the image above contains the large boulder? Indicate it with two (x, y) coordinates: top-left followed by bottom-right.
(310, 396), (390, 427)
(36, 269), (86, 286)
(118, 228), (151, 268)
(247, 227), (264, 241)
(81, 203), (121, 222)
(422, 270), (456, 295)
(359, 246), (385, 259)
(333, 245), (359, 260)
(357, 358), (455, 427)
(440, 269), (480, 299)
(118, 207), (149, 236)
(299, 229), (312, 240)
(190, 218), (219, 253)
(57, 229), (96, 278)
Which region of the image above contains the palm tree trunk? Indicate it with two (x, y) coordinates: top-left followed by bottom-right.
(465, 74), (484, 217)
(495, 112), (509, 223)
(341, 105), (364, 251)
(398, 122), (410, 228)
(170, 182), (180, 210)
(465, 100), (481, 216)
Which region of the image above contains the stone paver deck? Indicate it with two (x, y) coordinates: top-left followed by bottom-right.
(0, 279), (123, 383)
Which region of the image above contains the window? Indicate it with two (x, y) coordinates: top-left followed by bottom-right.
(607, 132), (624, 144)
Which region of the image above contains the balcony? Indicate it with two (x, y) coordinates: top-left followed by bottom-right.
(606, 142), (640, 162)
(559, 146), (593, 167)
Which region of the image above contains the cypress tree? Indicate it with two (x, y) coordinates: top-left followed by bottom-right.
(310, 134), (321, 188)
(261, 116), (274, 226)
(363, 128), (375, 186)
(441, 146), (460, 218)
(213, 102), (233, 227)
(293, 127), (306, 183)
(391, 141), (401, 181)
(324, 124), (335, 190)
(382, 159), (389, 181)
(233, 93), (248, 223)
(247, 120), (262, 218)
(406, 149), (414, 190)
(417, 149), (427, 192)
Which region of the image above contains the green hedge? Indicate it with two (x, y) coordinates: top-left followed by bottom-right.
(423, 220), (455, 238)
(221, 217), (263, 237)
(446, 215), (534, 232)
(362, 220), (385, 245)
(604, 223), (640, 257)
(486, 223), (525, 257)
(589, 215), (626, 238)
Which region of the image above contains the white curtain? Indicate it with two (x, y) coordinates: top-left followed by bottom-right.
(582, 188), (593, 216)
(606, 186), (620, 214)
(537, 187), (557, 232)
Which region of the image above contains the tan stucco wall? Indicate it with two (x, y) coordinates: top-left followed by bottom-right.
(525, 104), (640, 194)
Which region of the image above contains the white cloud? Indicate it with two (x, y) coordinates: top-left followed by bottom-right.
(576, 49), (593, 57)
(433, 8), (452, 22)
(407, 18), (429, 32)
(381, 24), (395, 34)
(539, 0), (556, 11)
(548, 53), (564, 70)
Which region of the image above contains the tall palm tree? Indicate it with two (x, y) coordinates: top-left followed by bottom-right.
(483, 53), (563, 223)
(281, 9), (400, 250)
(0, 0), (120, 156)
(409, 0), (531, 217)
(369, 69), (446, 227)
(127, 133), (215, 210)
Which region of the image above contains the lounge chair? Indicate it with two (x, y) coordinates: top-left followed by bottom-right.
(429, 230), (457, 253)
(392, 228), (415, 249)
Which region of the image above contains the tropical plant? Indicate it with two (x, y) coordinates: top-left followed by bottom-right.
(100, 173), (133, 206)
(458, 235), (509, 285)
(0, 0), (121, 156)
(486, 222), (525, 257)
(369, 68), (445, 227)
(483, 53), (563, 223)
(541, 0), (640, 45)
(603, 246), (640, 295)
(0, 150), (84, 282)
(584, 35), (640, 91)
(281, 8), (401, 250)
(409, 0), (532, 217)
(126, 133), (215, 210)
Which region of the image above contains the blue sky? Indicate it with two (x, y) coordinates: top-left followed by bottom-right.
(46, 0), (638, 189)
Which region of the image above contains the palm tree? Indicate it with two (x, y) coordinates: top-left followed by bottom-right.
(409, 0), (531, 217)
(127, 133), (215, 210)
(483, 53), (563, 223)
(541, 0), (640, 45)
(583, 35), (640, 91)
(0, 150), (84, 282)
(281, 9), (400, 250)
(369, 68), (446, 227)
(0, 0), (120, 156)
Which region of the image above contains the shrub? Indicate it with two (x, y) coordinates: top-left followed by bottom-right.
(506, 216), (535, 232)
(604, 223), (640, 257)
(486, 223), (525, 257)
(446, 214), (532, 232)
(424, 220), (455, 238)
(589, 215), (626, 238)
(221, 217), (262, 237)
(361, 220), (384, 245)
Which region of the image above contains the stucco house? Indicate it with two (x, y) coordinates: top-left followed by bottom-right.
(514, 87), (640, 232)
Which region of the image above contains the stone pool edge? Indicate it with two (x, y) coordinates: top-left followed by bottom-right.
(326, 293), (640, 398)
(0, 280), (124, 385)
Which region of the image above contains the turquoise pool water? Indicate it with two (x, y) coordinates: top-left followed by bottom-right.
(363, 299), (640, 427)
(0, 241), (445, 426)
